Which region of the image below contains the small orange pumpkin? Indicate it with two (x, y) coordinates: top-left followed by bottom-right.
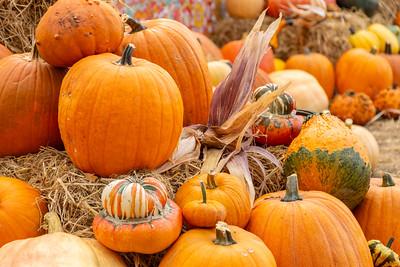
(374, 86), (400, 118)
(193, 31), (222, 61)
(336, 48), (393, 99)
(0, 44), (11, 59)
(330, 90), (376, 125)
(182, 181), (227, 228)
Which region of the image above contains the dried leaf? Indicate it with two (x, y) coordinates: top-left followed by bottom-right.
(200, 148), (225, 174)
(246, 146), (282, 170)
(84, 173), (98, 182)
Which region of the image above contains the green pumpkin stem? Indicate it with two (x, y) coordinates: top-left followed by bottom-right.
(385, 42), (392, 55)
(118, 44), (134, 66)
(382, 173), (396, 187)
(44, 212), (64, 233)
(281, 174), (303, 202)
(125, 17), (147, 33)
(207, 172), (217, 189)
(200, 181), (207, 204)
(213, 221), (237, 246)
(387, 237), (395, 248)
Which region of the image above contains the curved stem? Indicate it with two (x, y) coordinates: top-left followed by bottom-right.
(117, 44), (134, 66)
(281, 174), (303, 202)
(385, 42), (392, 55)
(213, 221), (237, 246)
(387, 237), (395, 248)
(200, 181), (207, 204)
(125, 17), (147, 34)
(382, 173), (396, 187)
(44, 212), (64, 233)
(206, 172), (217, 189)
(31, 44), (39, 60)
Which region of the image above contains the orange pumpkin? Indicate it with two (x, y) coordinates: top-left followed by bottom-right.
(247, 174), (373, 267)
(193, 31), (223, 61)
(221, 40), (275, 73)
(336, 48), (393, 99)
(58, 45), (184, 176)
(330, 90), (376, 125)
(35, 0), (123, 67)
(380, 43), (400, 87)
(0, 43), (11, 59)
(182, 181), (227, 228)
(254, 68), (272, 88)
(354, 174), (400, 254)
(373, 86), (400, 118)
(267, 0), (311, 17)
(118, 18), (212, 126)
(286, 49), (335, 99)
(160, 222), (277, 267)
(0, 177), (48, 247)
(175, 172), (251, 228)
(0, 45), (65, 157)
(93, 177), (182, 253)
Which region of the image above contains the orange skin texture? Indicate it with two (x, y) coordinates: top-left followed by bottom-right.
(175, 173), (251, 228)
(193, 31), (223, 61)
(374, 87), (400, 118)
(58, 53), (183, 177)
(397, 12), (400, 26)
(221, 40), (275, 73)
(336, 48), (393, 100)
(330, 91), (376, 125)
(182, 199), (227, 228)
(35, 0), (124, 67)
(0, 177), (48, 247)
(247, 190), (373, 267)
(160, 225), (277, 267)
(0, 52), (65, 157)
(254, 68), (272, 89)
(0, 44), (11, 59)
(93, 200), (182, 254)
(0, 233), (126, 266)
(354, 177), (400, 253)
(349, 124), (380, 170)
(380, 53), (400, 86)
(118, 19), (212, 126)
(286, 52), (335, 99)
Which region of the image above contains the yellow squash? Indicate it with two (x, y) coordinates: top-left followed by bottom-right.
(368, 24), (399, 54)
(349, 30), (381, 52)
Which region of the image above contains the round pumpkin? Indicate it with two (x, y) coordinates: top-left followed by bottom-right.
(225, 0), (265, 19)
(247, 174), (373, 267)
(193, 31), (222, 61)
(221, 40), (275, 73)
(0, 43), (11, 59)
(93, 178), (182, 254)
(58, 45), (184, 176)
(336, 48), (393, 100)
(175, 172), (251, 228)
(0, 45), (65, 157)
(368, 239), (400, 266)
(160, 222), (277, 267)
(254, 68), (273, 88)
(354, 174), (400, 253)
(368, 24), (399, 54)
(35, 0), (124, 67)
(285, 49), (335, 99)
(330, 90), (376, 125)
(269, 70), (329, 112)
(345, 119), (379, 170)
(266, 0), (311, 18)
(284, 113), (371, 209)
(208, 60), (232, 87)
(253, 83), (296, 115)
(380, 43), (400, 87)
(373, 86), (400, 118)
(117, 18), (211, 126)
(0, 177), (48, 247)
(182, 181), (227, 228)
(0, 212), (126, 266)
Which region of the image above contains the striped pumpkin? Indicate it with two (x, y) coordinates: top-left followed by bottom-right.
(253, 83), (296, 115)
(101, 177), (168, 220)
(369, 239), (400, 267)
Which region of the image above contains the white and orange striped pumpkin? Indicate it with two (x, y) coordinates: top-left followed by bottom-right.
(101, 177), (168, 219)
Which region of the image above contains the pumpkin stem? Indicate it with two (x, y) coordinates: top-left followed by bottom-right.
(200, 181), (207, 204)
(125, 17), (147, 34)
(345, 118), (353, 129)
(281, 174), (303, 202)
(349, 26), (356, 35)
(345, 90), (356, 96)
(303, 47), (311, 55)
(370, 47), (378, 55)
(385, 42), (392, 55)
(117, 44), (135, 66)
(382, 173), (396, 187)
(213, 221), (237, 246)
(31, 43), (40, 60)
(44, 212), (64, 233)
(207, 172), (217, 189)
(387, 237), (395, 248)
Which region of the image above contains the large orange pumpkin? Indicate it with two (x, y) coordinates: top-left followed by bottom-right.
(0, 43), (11, 59)
(354, 174), (400, 253)
(117, 18), (212, 126)
(175, 172), (251, 228)
(35, 0), (123, 67)
(380, 43), (400, 87)
(247, 174), (373, 267)
(93, 177), (182, 253)
(336, 48), (393, 99)
(0, 46), (65, 157)
(285, 49), (335, 98)
(225, 0), (265, 19)
(58, 45), (184, 176)
(0, 177), (48, 247)
(193, 31), (223, 61)
(221, 40), (275, 73)
(160, 222), (277, 267)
